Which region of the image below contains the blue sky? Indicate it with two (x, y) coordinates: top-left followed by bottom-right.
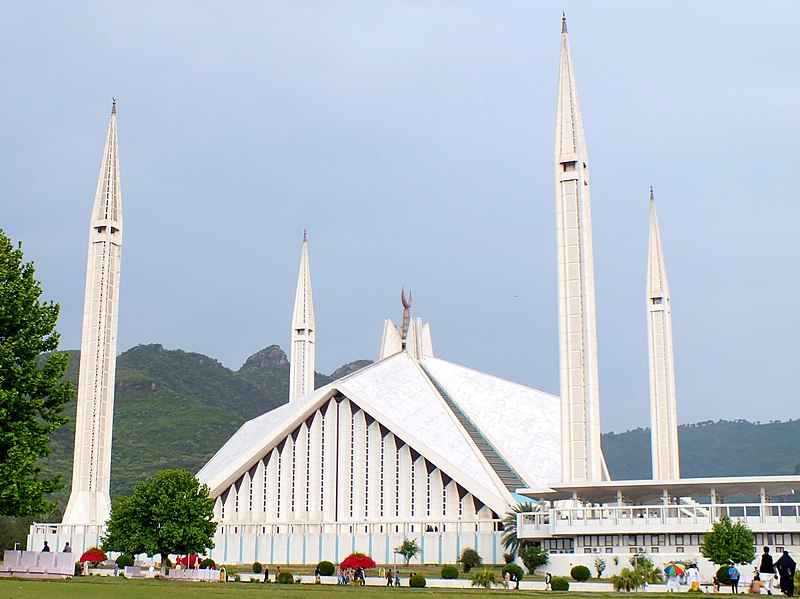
(3, 2), (799, 432)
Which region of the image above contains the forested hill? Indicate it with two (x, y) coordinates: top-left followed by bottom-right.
(43, 344), (372, 507)
(602, 419), (800, 480)
(42, 344), (800, 510)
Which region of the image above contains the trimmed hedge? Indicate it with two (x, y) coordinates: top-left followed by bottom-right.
(277, 571), (294, 584)
(551, 576), (570, 591)
(318, 560), (335, 576)
(716, 566), (732, 586)
(252, 561), (262, 574)
(115, 554), (134, 568)
(409, 574), (427, 588)
(441, 565), (459, 579)
(199, 558), (215, 569)
(502, 563), (525, 581)
(571, 564), (591, 581)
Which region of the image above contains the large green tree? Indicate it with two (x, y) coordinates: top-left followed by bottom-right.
(102, 469), (216, 572)
(700, 514), (756, 565)
(0, 230), (73, 517)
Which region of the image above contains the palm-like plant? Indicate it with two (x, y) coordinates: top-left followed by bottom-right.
(500, 502), (540, 557)
(471, 569), (499, 589)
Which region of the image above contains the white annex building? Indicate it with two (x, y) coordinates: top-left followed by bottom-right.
(29, 17), (800, 575)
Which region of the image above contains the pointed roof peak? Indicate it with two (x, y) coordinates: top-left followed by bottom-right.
(111, 97), (117, 115)
(562, 12), (568, 34)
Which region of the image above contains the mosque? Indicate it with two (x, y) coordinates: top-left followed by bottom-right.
(29, 17), (800, 573)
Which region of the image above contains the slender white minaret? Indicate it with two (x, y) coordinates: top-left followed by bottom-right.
(289, 231), (315, 402)
(647, 188), (680, 479)
(63, 101), (123, 525)
(555, 15), (607, 482)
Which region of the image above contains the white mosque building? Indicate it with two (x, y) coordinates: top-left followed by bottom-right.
(29, 17), (800, 573)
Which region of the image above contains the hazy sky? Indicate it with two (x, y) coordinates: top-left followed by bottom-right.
(3, 2), (799, 433)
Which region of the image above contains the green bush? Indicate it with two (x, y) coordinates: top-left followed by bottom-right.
(571, 564), (591, 581)
(520, 545), (549, 573)
(551, 576), (570, 591)
(503, 552), (515, 564)
(471, 569), (499, 589)
(502, 563), (525, 581)
(115, 554), (134, 568)
(716, 565), (731, 586)
(199, 558), (215, 569)
(277, 571), (294, 584)
(459, 547), (483, 572)
(74, 561), (82, 576)
(252, 561), (262, 574)
(441, 565), (460, 579)
(409, 574), (426, 588)
(317, 560), (335, 576)
(164, 557), (172, 569)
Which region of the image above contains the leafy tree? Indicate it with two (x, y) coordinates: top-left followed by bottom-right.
(0, 231), (73, 516)
(628, 552), (664, 584)
(500, 502), (539, 557)
(394, 537), (420, 565)
(459, 547), (482, 572)
(519, 544), (548, 574)
(102, 469), (216, 573)
(700, 515), (756, 565)
(593, 555), (607, 578)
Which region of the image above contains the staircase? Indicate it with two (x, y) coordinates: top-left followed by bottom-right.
(419, 363), (525, 492)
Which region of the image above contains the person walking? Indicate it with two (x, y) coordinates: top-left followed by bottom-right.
(761, 547), (778, 595)
(775, 551), (796, 597)
(394, 570), (401, 587)
(386, 568), (393, 586)
(729, 564), (741, 594)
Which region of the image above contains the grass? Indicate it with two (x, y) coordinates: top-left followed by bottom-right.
(0, 577), (719, 598)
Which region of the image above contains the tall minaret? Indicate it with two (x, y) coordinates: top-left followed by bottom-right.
(647, 189), (680, 479)
(289, 231), (315, 402)
(63, 101), (123, 525)
(555, 15), (607, 482)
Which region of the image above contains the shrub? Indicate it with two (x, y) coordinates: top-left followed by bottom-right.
(716, 565), (731, 586)
(252, 561), (262, 574)
(459, 547), (482, 572)
(551, 576), (570, 591)
(520, 545), (549, 573)
(503, 552), (515, 564)
(502, 563), (524, 582)
(571, 564), (591, 581)
(317, 560), (335, 576)
(164, 557), (172, 569)
(441, 565), (460, 579)
(115, 554), (134, 568)
(471, 569), (499, 589)
(611, 567), (643, 592)
(277, 570), (294, 584)
(409, 574), (426, 588)
(199, 558), (216, 569)
(74, 561), (82, 576)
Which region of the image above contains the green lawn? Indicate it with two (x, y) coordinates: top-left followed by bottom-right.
(0, 577), (740, 599)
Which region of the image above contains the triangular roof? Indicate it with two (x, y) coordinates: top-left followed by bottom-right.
(198, 351), (560, 514)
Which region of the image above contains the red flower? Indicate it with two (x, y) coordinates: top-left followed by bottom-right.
(79, 548), (107, 563)
(340, 552), (377, 570)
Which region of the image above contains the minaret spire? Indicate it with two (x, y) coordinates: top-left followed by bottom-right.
(289, 231), (316, 402)
(647, 189), (680, 479)
(63, 101), (123, 525)
(555, 17), (607, 482)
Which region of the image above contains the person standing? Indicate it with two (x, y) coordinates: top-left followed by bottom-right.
(263, 566), (269, 583)
(394, 570), (401, 587)
(729, 564), (741, 594)
(315, 565), (321, 584)
(386, 568), (393, 586)
(62, 542), (71, 553)
(686, 563), (700, 592)
(775, 551), (796, 597)
(41, 541), (50, 552)
(762, 547), (778, 595)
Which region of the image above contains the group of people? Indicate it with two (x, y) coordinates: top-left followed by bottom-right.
(753, 547), (796, 597)
(336, 566), (367, 585)
(384, 568), (402, 586)
(666, 562), (701, 592)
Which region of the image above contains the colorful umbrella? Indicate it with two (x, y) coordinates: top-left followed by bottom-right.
(664, 562), (686, 577)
